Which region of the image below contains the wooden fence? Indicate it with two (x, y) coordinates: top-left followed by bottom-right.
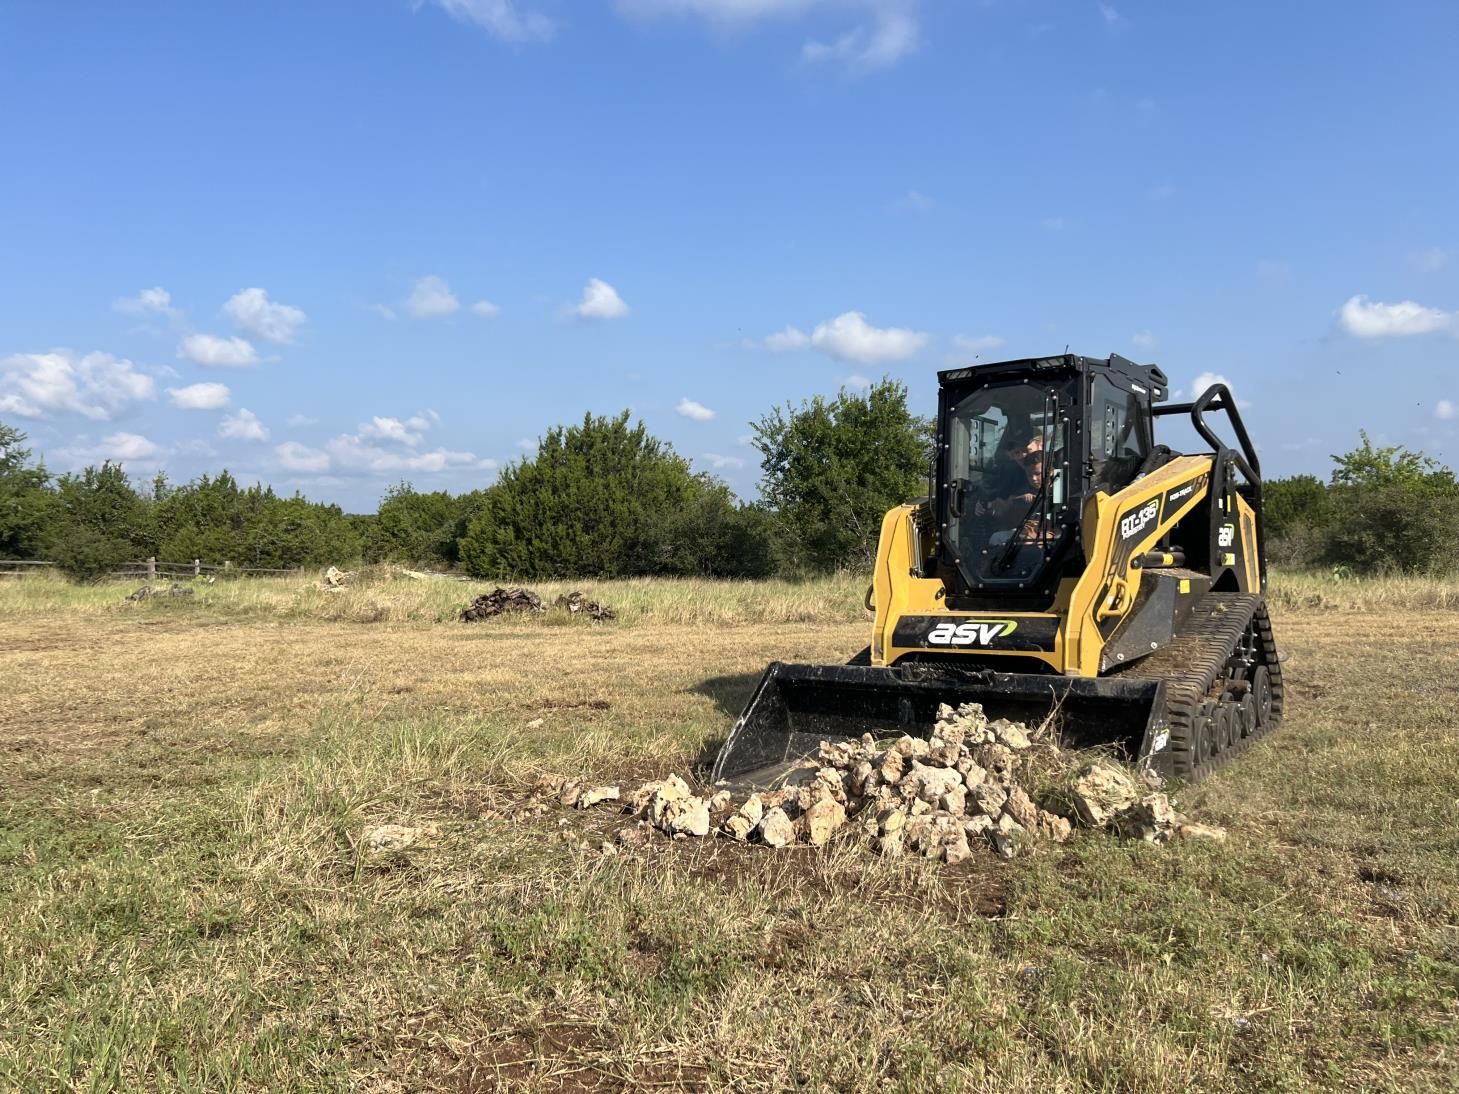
(0, 558), (305, 580)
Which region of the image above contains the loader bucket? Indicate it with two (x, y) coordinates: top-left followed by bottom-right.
(710, 661), (1169, 790)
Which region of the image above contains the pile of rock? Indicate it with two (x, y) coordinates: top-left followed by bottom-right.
(528, 702), (1226, 862)
(460, 587), (546, 621)
(126, 582), (195, 602)
(322, 565), (356, 589)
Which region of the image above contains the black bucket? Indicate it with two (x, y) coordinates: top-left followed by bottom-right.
(710, 661), (1168, 789)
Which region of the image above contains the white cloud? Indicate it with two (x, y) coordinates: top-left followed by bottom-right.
(178, 334), (258, 367)
(765, 326), (811, 352)
(407, 275), (461, 320)
(842, 374), (872, 391)
(219, 408), (270, 442)
(287, 413), (319, 427)
(371, 304), (398, 321)
(1340, 295), (1454, 338)
(703, 452), (745, 470)
(1041, 216), (1066, 231)
(676, 397), (716, 421)
(224, 288), (307, 343)
(1098, 3), (1120, 23)
(1131, 330), (1158, 352)
(359, 411), (439, 446)
(471, 299), (501, 318)
(1438, 400), (1456, 421)
(809, 311), (928, 365)
(574, 278), (630, 320)
(1411, 247), (1448, 273)
(952, 334), (1005, 356)
(275, 410), (491, 476)
(802, 1), (919, 71)
(1184, 372), (1249, 407)
(0, 350), (156, 421)
(517, 437), (538, 451)
(168, 382), (231, 410)
(767, 312), (928, 364)
(736, 433), (755, 446)
(58, 431), (163, 468)
(275, 440), (331, 474)
(423, 0), (554, 41)
(98, 432), (160, 462)
(326, 435), (495, 474)
(113, 287), (177, 317)
(620, 1), (923, 72)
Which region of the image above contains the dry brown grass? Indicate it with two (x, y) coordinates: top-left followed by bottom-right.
(1, 575), (1458, 1091)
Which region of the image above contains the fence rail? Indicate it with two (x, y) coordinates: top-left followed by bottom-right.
(0, 560), (57, 578)
(0, 558), (305, 580)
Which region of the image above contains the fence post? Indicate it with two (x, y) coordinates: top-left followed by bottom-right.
(147, 557), (156, 581)
(194, 558), (201, 577)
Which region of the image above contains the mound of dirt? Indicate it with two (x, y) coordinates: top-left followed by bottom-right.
(529, 702), (1225, 863)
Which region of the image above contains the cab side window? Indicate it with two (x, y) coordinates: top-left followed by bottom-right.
(1090, 376), (1148, 493)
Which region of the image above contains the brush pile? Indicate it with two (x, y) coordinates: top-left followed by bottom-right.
(459, 586), (617, 623)
(531, 702), (1225, 863)
(554, 591), (617, 622)
(460, 587), (546, 621)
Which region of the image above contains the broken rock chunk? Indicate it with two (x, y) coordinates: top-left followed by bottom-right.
(757, 807), (796, 848)
(1035, 810), (1074, 843)
(802, 798), (847, 847)
(668, 797), (711, 838)
(1118, 791), (1180, 843)
(990, 719), (1032, 751)
(1003, 785), (1039, 829)
(1071, 762), (1142, 827)
(577, 786), (621, 809)
(361, 823), (438, 852)
(906, 762), (963, 804)
(1175, 820), (1228, 843)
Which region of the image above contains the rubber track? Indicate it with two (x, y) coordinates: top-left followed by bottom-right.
(1112, 593), (1285, 782)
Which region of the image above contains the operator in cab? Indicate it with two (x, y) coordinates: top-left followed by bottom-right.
(975, 432), (1046, 521)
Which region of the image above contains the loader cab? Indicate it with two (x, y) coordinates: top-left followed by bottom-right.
(936, 353), (1168, 609)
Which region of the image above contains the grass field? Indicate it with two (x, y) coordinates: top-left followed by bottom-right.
(2, 570), (1457, 1091)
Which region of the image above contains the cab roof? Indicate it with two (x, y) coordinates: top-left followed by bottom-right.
(939, 353), (1169, 400)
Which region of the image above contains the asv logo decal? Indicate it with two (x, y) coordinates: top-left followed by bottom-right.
(1120, 499), (1160, 541)
(927, 620), (1019, 646)
(1218, 524), (1236, 548)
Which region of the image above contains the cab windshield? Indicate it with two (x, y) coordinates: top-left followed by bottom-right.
(945, 380), (1071, 586)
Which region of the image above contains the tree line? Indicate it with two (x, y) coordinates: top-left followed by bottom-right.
(2, 394), (1454, 581)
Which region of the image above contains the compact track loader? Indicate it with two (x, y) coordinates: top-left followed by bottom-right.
(713, 353), (1282, 788)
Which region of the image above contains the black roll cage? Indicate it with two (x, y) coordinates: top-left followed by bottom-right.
(1152, 383), (1266, 587)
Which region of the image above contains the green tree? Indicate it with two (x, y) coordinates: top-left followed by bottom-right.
(365, 482), (464, 566)
(459, 412), (746, 579)
(1321, 432), (1459, 574)
(0, 422), (56, 559)
(49, 463), (154, 579)
(1262, 474), (1332, 569)
(752, 379), (928, 572)
(653, 484), (776, 578)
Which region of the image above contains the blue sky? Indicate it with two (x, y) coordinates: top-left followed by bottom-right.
(2, 0), (1457, 511)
